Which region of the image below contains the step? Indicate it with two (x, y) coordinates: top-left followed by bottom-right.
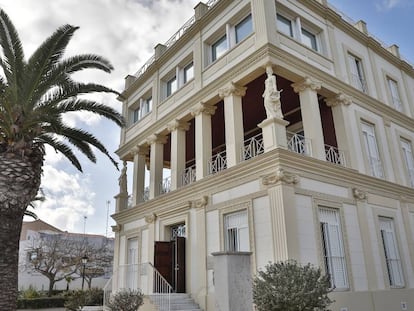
(149, 293), (203, 311)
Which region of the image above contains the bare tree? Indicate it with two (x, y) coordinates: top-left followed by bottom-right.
(26, 233), (85, 296)
(81, 241), (113, 289)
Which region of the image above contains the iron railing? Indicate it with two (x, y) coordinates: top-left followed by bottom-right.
(368, 157), (384, 178)
(325, 145), (346, 166)
(287, 132), (312, 156)
(242, 133), (264, 161)
(181, 165), (196, 186)
(208, 150), (227, 174)
(160, 176), (171, 194)
(103, 263), (172, 311)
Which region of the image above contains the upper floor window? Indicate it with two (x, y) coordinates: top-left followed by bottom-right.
(166, 76), (178, 97)
(400, 138), (414, 187)
(224, 210), (249, 252)
(379, 217), (404, 288)
(235, 14), (253, 43)
(183, 62), (194, 83)
(276, 13), (322, 53)
(348, 53), (367, 93)
(319, 207), (349, 290)
(387, 78), (403, 112)
(361, 121), (384, 178)
(277, 14), (293, 37)
(208, 12), (253, 64)
(129, 93), (152, 125)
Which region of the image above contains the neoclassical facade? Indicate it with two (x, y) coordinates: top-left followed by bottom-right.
(110, 0), (414, 310)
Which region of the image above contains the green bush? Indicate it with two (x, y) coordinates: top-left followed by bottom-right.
(107, 289), (144, 311)
(253, 260), (333, 311)
(17, 296), (66, 309)
(64, 288), (104, 310)
(20, 285), (41, 299)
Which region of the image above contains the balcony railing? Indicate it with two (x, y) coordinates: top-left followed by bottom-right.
(160, 176), (171, 194)
(287, 132), (312, 156)
(325, 145), (346, 166)
(104, 263), (172, 311)
(181, 165), (196, 186)
(408, 169), (414, 187)
(368, 157), (384, 178)
(208, 150), (227, 175)
(242, 133), (264, 161)
(142, 187), (150, 202)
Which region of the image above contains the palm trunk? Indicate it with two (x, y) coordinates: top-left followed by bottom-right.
(0, 149), (43, 311)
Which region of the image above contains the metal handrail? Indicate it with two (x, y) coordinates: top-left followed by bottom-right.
(148, 262), (172, 310)
(242, 133), (264, 161)
(160, 176), (171, 194)
(287, 131), (312, 156)
(181, 165), (196, 186)
(325, 145), (346, 167)
(208, 150), (227, 174)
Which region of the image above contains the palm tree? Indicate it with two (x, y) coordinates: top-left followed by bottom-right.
(0, 9), (124, 310)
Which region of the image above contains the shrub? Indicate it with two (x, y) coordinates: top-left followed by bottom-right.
(253, 260), (333, 311)
(64, 288), (104, 310)
(20, 285), (40, 299)
(107, 289), (144, 311)
(17, 296), (66, 309)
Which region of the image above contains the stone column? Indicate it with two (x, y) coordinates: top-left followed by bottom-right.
(212, 252), (253, 311)
(167, 119), (190, 191)
(191, 102), (217, 180)
(131, 146), (148, 205)
(262, 169), (299, 260)
(292, 77), (325, 161)
(146, 134), (167, 199)
(325, 93), (356, 168)
(219, 82), (246, 168)
(352, 188), (377, 290)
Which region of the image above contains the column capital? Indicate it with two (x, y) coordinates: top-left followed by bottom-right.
(146, 133), (167, 145)
(111, 224), (122, 233)
(291, 77), (321, 93)
(218, 82), (247, 98)
(352, 187), (367, 201)
(167, 119), (190, 132)
(131, 145), (149, 156)
(262, 168), (299, 186)
(190, 102), (217, 117)
(325, 92), (352, 107)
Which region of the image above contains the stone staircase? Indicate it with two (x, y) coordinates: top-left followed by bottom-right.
(149, 293), (202, 311)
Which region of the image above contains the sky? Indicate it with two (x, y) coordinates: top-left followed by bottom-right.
(0, 0), (412, 236)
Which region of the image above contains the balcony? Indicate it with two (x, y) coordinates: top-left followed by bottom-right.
(160, 176), (171, 194)
(325, 145), (346, 167)
(181, 164), (196, 186)
(287, 131), (312, 156)
(208, 150), (227, 175)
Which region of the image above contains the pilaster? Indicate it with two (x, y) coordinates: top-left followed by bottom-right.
(219, 82), (246, 167)
(352, 187), (378, 290)
(131, 146), (149, 205)
(146, 134), (167, 199)
(191, 102), (217, 180)
(251, 0), (278, 47)
(292, 77), (325, 161)
(262, 169), (299, 261)
(167, 119), (190, 190)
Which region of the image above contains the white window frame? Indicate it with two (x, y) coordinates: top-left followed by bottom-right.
(183, 62), (194, 84)
(129, 92), (153, 126)
(361, 121), (384, 178)
(166, 76), (177, 97)
(319, 207), (349, 290)
(224, 210), (249, 252)
(400, 138), (414, 187)
(387, 77), (403, 112)
(208, 12), (253, 64)
(348, 53), (367, 93)
(379, 217), (405, 288)
(276, 12), (322, 53)
(126, 237), (139, 290)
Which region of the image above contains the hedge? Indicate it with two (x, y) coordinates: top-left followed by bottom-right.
(17, 296), (66, 309)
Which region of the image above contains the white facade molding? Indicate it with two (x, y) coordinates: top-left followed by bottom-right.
(146, 133), (168, 145)
(131, 145), (149, 156)
(291, 77), (322, 93)
(352, 187), (367, 200)
(325, 92), (353, 107)
(193, 196), (209, 209)
(262, 169), (299, 186)
(167, 119), (190, 132)
(190, 102), (217, 117)
(218, 82), (247, 98)
(145, 213), (157, 224)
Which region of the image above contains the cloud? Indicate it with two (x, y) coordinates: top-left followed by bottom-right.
(376, 0), (412, 11)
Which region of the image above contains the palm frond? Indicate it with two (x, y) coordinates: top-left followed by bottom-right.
(0, 9), (25, 103)
(38, 134), (82, 171)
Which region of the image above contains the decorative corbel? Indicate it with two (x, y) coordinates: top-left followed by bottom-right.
(193, 196), (208, 209)
(145, 213), (157, 224)
(262, 168), (299, 185)
(111, 224), (122, 233)
(352, 187), (367, 201)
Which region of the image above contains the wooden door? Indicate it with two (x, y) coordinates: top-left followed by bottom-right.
(173, 237), (186, 293)
(154, 241), (173, 291)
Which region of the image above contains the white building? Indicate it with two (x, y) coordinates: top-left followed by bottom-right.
(110, 0), (414, 310)
(19, 220), (113, 291)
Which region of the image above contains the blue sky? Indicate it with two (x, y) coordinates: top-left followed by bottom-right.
(0, 0), (412, 235)
(329, 0), (414, 63)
